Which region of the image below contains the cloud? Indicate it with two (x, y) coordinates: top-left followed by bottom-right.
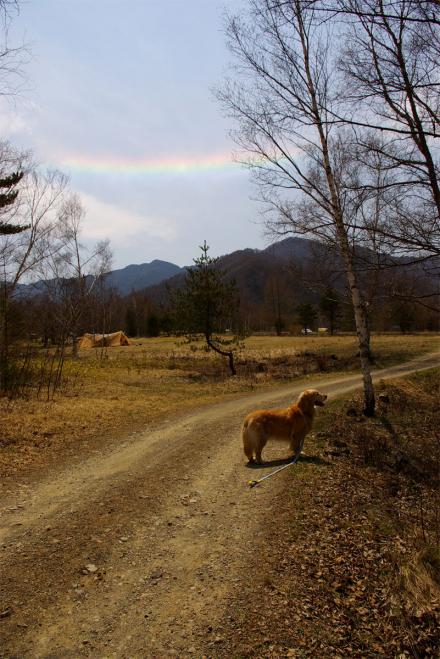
(0, 102), (31, 137)
(78, 192), (178, 246)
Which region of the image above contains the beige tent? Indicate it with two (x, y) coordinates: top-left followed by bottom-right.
(78, 331), (130, 348)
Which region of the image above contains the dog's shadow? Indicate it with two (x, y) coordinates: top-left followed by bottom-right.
(246, 454), (329, 469)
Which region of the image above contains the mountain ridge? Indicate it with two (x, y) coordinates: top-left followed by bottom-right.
(16, 236), (436, 308)
(16, 258), (184, 298)
(105, 259), (183, 295)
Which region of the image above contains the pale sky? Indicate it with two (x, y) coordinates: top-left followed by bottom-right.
(3, 0), (266, 268)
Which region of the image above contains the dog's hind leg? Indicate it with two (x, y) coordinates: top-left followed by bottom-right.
(254, 435), (268, 464)
(255, 446), (263, 464)
(242, 424), (255, 463)
(244, 444), (255, 464)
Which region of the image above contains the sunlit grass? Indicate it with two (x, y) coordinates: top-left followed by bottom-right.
(1, 333), (438, 477)
(74, 332), (439, 372)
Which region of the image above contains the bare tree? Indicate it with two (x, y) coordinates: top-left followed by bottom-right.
(336, 0), (440, 257)
(0, 167), (68, 291)
(219, 0), (377, 414)
(42, 194), (113, 357)
(0, 0), (28, 97)
(0, 159), (68, 390)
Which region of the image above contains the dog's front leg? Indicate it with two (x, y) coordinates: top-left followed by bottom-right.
(289, 432), (304, 457)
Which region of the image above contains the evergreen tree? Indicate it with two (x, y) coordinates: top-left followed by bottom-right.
(391, 302), (416, 334)
(125, 308), (138, 337)
(160, 314), (174, 336)
(0, 171), (27, 235)
(146, 314), (160, 337)
(297, 302), (317, 334)
(274, 316), (285, 336)
(171, 241), (242, 375)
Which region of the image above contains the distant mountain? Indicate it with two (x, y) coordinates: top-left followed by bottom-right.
(15, 237), (436, 316)
(141, 237), (331, 310)
(106, 259), (183, 295)
(16, 259), (184, 298)
(261, 236), (318, 261)
(137, 235), (437, 319)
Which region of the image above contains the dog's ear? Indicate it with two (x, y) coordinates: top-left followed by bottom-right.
(297, 389), (315, 408)
(298, 389), (326, 408)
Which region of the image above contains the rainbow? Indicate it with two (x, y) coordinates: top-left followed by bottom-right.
(54, 151), (243, 177)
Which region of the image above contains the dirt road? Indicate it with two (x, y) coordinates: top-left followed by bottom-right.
(0, 352), (438, 658)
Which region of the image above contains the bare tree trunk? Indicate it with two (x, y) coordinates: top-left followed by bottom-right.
(331, 225), (375, 415)
(206, 335), (237, 376)
(297, 6), (376, 415)
(72, 333), (79, 359)
(331, 224), (375, 414)
(0, 286), (10, 392)
(0, 317), (7, 392)
(344, 259), (375, 415)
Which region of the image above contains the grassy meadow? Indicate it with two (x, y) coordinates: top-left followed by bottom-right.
(1, 332), (438, 477)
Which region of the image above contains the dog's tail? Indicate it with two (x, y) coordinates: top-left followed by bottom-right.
(242, 419), (254, 463)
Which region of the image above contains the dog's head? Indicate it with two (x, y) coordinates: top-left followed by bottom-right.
(297, 389), (327, 410)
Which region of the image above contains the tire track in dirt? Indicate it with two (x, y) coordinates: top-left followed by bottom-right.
(0, 352), (438, 657)
(1, 413), (280, 657)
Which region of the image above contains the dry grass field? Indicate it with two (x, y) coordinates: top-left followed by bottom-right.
(1, 333), (438, 477)
(1, 341), (438, 656)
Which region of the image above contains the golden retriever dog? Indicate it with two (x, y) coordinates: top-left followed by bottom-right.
(242, 389), (327, 464)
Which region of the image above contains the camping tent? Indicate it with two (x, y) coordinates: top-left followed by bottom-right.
(77, 331), (130, 348)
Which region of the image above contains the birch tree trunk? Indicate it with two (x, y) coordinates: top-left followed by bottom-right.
(296, 4), (376, 415)
(221, 0), (377, 413)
